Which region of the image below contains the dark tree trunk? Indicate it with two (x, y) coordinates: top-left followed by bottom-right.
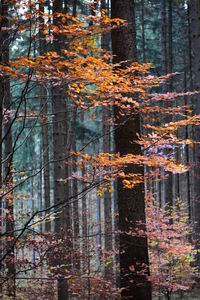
(178, 56), (190, 212)
(73, 0), (78, 16)
(190, 0), (200, 268)
(69, 0), (79, 276)
(168, 0), (173, 91)
(52, 0), (71, 298)
(81, 163), (88, 274)
(160, 0), (168, 207)
(161, 0), (167, 78)
(165, 0), (173, 207)
(111, 1), (152, 299)
(101, 0), (113, 280)
(39, 0), (51, 233)
(67, 104), (80, 272)
(0, 0), (15, 296)
(187, 2), (194, 220)
(141, 0), (146, 62)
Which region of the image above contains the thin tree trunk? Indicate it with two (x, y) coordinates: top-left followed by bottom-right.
(161, 0), (167, 78)
(66, 9), (79, 272)
(168, 0), (173, 91)
(141, 0), (146, 62)
(71, 136), (80, 271)
(68, 105), (80, 272)
(81, 163), (88, 275)
(163, 0), (173, 208)
(187, 2), (194, 220)
(39, 146), (43, 234)
(101, 0), (113, 280)
(1, 0), (15, 296)
(39, 1), (51, 233)
(160, 0), (168, 208)
(179, 57), (190, 210)
(73, 0), (78, 16)
(190, 0), (200, 269)
(111, 1), (152, 298)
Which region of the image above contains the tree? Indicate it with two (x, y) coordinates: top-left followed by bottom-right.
(146, 194), (196, 299)
(111, 0), (152, 298)
(190, 0), (200, 268)
(101, 0), (113, 279)
(39, 0), (51, 233)
(51, 0), (71, 298)
(0, 0), (15, 296)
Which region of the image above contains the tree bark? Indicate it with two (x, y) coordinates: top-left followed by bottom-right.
(39, 0), (51, 233)
(187, 2), (194, 220)
(111, 1), (152, 299)
(52, 0), (70, 298)
(1, 0), (15, 296)
(190, 0), (200, 268)
(178, 57), (190, 211)
(160, 0), (168, 208)
(161, 0), (173, 209)
(101, 0), (113, 280)
(141, 0), (146, 62)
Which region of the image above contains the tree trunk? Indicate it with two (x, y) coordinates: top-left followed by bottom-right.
(39, 0), (51, 233)
(178, 57), (190, 211)
(81, 163), (88, 275)
(141, 0), (146, 62)
(160, 0), (167, 207)
(1, 0), (15, 296)
(161, 0), (167, 78)
(166, 0), (173, 207)
(111, 1), (152, 299)
(101, 0), (113, 280)
(52, 0), (70, 298)
(190, 0), (200, 268)
(187, 2), (194, 220)
(68, 105), (80, 272)
(71, 135), (80, 271)
(168, 0), (173, 91)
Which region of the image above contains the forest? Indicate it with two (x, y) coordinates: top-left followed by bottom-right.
(1, 0), (200, 299)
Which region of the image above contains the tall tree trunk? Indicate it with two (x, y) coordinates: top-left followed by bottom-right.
(111, 1), (152, 299)
(160, 0), (168, 207)
(81, 163), (88, 274)
(71, 133), (80, 271)
(164, 0), (173, 206)
(178, 56), (190, 211)
(141, 0), (146, 62)
(168, 0), (173, 92)
(39, 0), (51, 233)
(1, 0), (15, 296)
(69, 0), (79, 273)
(187, 2), (194, 220)
(101, 0), (113, 280)
(52, 0), (70, 298)
(161, 0), (167, 79)
(190, 0), (200, 268)
(67, 106), (79, 273)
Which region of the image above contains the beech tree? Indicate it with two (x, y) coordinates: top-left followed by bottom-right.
(111, 0), (152, 299)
